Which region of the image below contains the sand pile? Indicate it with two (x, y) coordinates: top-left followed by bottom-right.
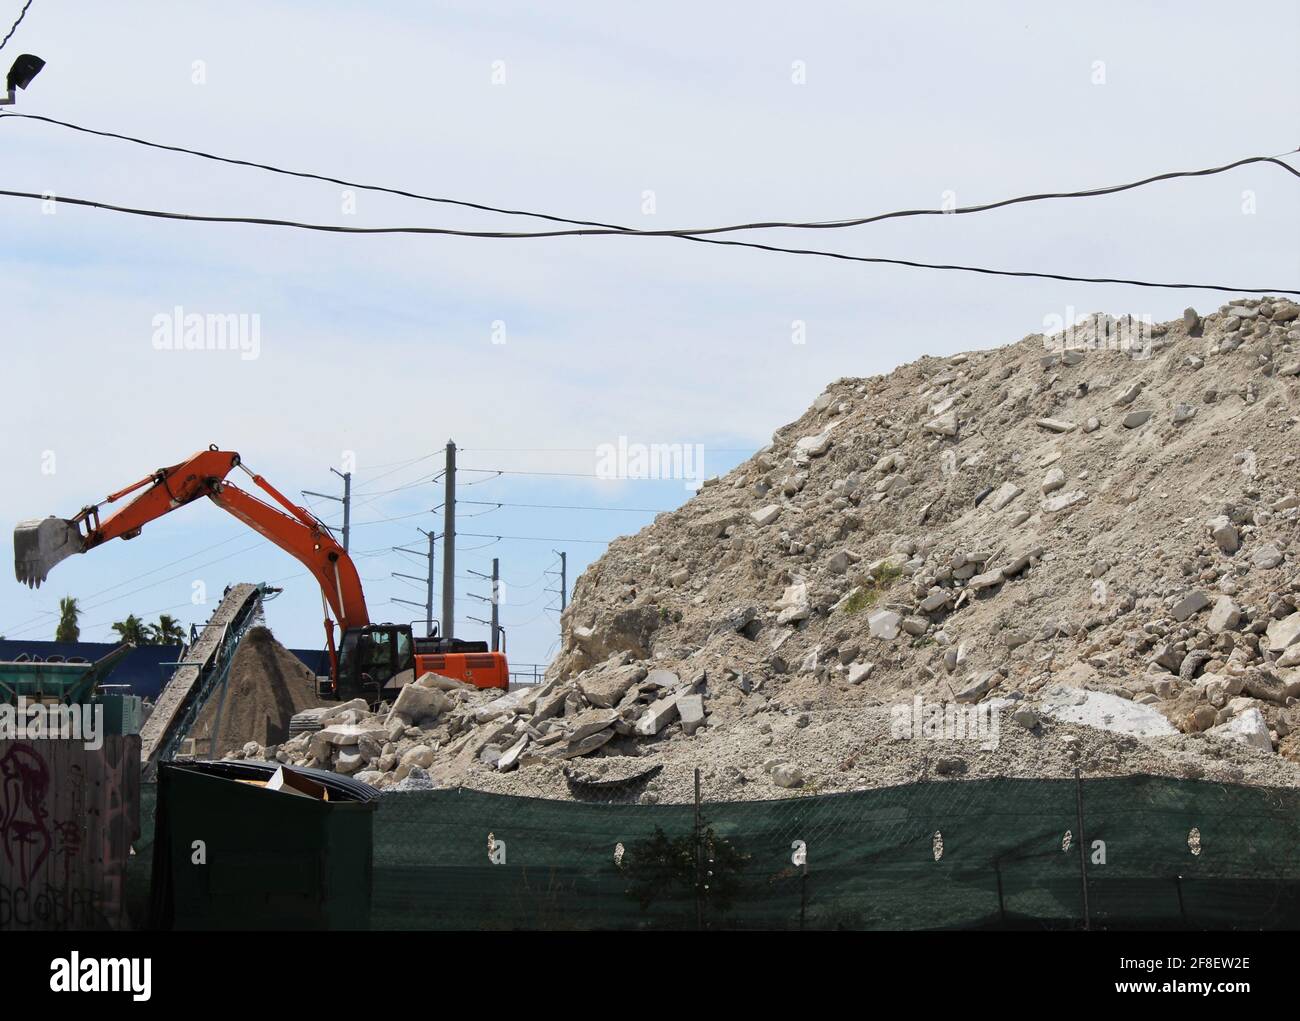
(191, 626), (326, 758)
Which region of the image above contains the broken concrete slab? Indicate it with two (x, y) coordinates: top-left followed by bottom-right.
(1038, 685), (1177, 738)
(578, 665), (648, 708)
(496, 735), (530, 771)
(555, 728), (616, 759)
(564, 707), (621, 742)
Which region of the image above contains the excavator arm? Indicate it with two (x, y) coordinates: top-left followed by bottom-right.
(13, 445), (368, 678)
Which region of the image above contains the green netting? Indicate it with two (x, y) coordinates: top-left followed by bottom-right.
(125, 781), (157, 928)
(371, 777), (1300, 930)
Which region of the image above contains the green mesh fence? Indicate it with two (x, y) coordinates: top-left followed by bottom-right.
(371, 777), (1300, 930)
(126, 775), (1300, 929)
(126, 781), (158, 928)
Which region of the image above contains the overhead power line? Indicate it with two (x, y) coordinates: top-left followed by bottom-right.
(459, 531), (611, 545)
(1, 112), (1297, 292)
(460, 500), (667, 513)
(459, 446), (759, 453)
(458, 467), (689, 480)
(0, 0), (33, 52)
(1, 184), (1294, 295)
(5, 111), (1297, 238)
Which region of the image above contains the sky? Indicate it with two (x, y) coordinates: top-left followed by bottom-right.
(0, 1), (1296, 668)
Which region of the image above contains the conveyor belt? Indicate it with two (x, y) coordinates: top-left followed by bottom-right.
(139, 582), (267, 777)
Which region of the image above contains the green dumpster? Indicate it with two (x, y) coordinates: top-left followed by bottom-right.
(150, 760), (377, 930)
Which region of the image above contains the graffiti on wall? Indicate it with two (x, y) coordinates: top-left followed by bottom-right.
(0, 739), (138, 929)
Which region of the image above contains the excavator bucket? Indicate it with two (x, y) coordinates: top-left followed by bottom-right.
(13, 517), (85, 588)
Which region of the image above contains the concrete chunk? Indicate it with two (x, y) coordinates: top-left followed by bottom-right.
(1171, 591), (1211, 621)
(388, 684), (450, 726)
(848, 662), (875, 685)
(676, 694), (706, 736)
(497, 735), (529, 771)
(556, 728), (615, 759)
(955, 671), (997, 703)
(1208, 708), (1272, 753)
(578, 665), (648, 708)
(1266, 613), (1300, 654)
(1206, 515), (1240, 554)
(796, 431), (833, 457)
(1207, 596), (1241, 633)
(1041, 490), (1088, 514)
(564, 708), (620, 742)
(635, 695), (681, 736)
(868, 610), (903, 640)
(968, 567), (1004, 591)
(986, 482), (1023, 511)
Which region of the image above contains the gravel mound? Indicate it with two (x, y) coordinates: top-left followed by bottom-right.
(248, 300), (1300, 802)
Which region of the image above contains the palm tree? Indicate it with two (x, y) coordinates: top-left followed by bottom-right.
(55, 596), (81, 642)
(148, 613), (186, 646)
(111, 614), (149, 646)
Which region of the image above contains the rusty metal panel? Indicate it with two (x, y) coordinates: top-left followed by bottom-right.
(0, 736), (141, 930)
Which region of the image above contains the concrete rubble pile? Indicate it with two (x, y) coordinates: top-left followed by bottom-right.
(228, 298), (1300, 802)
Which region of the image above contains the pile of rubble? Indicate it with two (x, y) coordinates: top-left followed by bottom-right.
(229, 298), (1300, 802)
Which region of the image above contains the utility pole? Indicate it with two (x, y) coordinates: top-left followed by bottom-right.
(467, 556), (502, 652)
(392, 527), (437, 637)
(491, 557), (500, 652)
(304, 466), (352, 551)
(441, 440), (456, 640)
(424, 528), (436, 638)
(547, 549), (568, 611)
(546, 549), (568, 650)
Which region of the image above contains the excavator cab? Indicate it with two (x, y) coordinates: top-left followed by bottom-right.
(334, 623), (510, 704)
(335, 624), (415, 704)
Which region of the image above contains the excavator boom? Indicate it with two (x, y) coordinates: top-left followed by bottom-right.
(13, 446), (367, 680)
(12, 445), (510, 696)
(15, 447), (241, 588)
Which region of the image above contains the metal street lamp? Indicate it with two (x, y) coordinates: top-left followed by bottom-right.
(1, 53), (44, 107)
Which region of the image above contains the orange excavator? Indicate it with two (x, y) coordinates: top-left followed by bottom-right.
(12, 445), (509, 701)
